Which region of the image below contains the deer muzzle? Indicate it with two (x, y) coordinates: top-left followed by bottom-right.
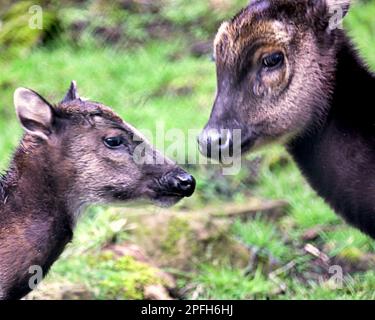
(157, 169), (196, 198)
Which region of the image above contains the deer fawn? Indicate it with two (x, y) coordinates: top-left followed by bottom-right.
(0, 82), (195, 299)
(199, 0), (375, 237)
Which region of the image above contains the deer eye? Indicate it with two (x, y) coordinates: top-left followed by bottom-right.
(262, 52), (284, 69)
(103, 136), (124, 149)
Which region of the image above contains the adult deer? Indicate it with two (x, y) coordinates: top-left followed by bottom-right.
(199, 0), (375, 236)
(0, 82), (195, 299)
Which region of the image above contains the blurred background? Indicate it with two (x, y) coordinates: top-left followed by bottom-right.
(1, 0), (375, 300)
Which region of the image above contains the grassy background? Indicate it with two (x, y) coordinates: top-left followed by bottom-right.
(1, 0), (375, 299)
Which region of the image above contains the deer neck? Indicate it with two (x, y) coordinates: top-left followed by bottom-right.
(0, 139), (74, 299)
(287, 34), (375, 237)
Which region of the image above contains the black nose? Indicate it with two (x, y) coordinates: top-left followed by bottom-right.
(198, 128), (233, 159)
(168, 172), (196, 197)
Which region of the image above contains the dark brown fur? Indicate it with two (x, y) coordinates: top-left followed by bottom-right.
(199, 0), (375, 236)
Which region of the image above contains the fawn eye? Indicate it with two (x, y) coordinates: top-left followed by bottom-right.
(104, 136), (124, 149)
(262, 52), (284, 69)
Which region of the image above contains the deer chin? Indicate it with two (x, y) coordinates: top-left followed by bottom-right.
(243, 132), (297, 155)
(136, 187), (186, 208)
(106, 191), (184, 208)
(152, 194), (185, 208)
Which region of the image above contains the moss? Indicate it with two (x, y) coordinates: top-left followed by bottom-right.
(86, 253), (165, 300)
(338, 247), (364, 263)
(160, 216), (192, 255)
(134, 213), (250, 272)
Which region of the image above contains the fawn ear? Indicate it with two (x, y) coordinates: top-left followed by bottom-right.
(61, 80), (80, 103)
(14, 88), (54, 140)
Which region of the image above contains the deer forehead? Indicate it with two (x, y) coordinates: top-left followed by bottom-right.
(90, 115), (149, 141)
(58, 100), (123, 124)
(214, 19), (292, 66)
(57, 102), (143, 136)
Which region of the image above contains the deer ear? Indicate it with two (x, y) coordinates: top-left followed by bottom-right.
(14, 88), (54, 140)
(61, 80), (80, 103)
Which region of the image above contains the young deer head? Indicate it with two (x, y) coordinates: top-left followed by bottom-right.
(198, 0), (351, 158)
(0, 82), (196, 300)
(14, 82), (196, 215)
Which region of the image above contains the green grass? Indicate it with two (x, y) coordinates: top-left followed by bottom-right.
(187, 265), (273, 300)
(346, 1), (375, 67)
(232, 217), (290, 262)
(1, 0), (375, 300)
